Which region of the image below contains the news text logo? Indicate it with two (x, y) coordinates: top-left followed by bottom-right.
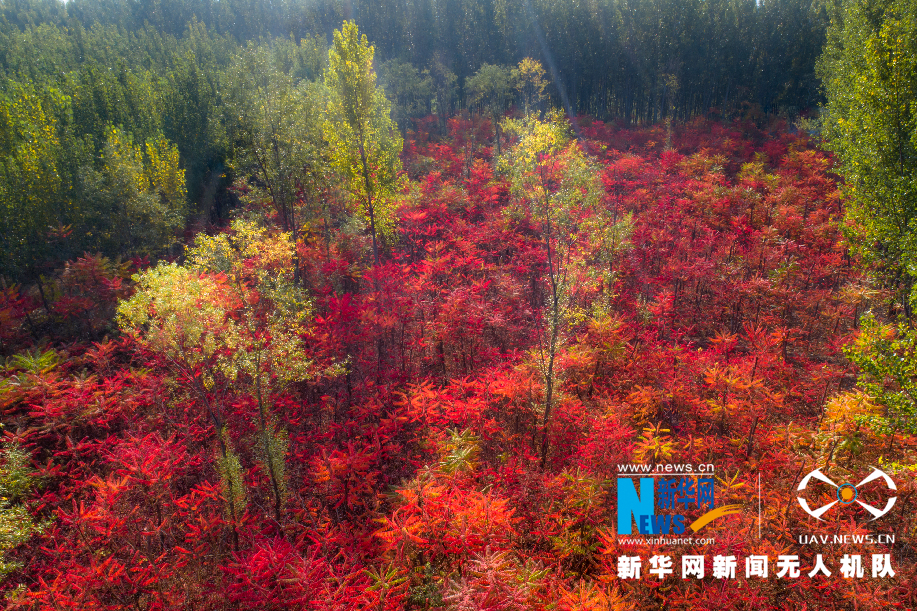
(616, 464), (740, 536)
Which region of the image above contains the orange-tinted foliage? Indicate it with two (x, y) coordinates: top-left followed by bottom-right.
(1, 115), (912, 610)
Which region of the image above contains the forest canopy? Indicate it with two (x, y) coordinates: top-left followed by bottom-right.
(0, 0), (830, 284)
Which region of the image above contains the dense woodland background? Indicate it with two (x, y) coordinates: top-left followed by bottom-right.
(0, 0), (832, 287)
(1, 0), (916, 608)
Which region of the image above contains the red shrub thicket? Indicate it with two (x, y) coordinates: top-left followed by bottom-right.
(2, 115), (913, 610)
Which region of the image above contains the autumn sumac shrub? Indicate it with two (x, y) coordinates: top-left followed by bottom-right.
(2, 115), (913, 610)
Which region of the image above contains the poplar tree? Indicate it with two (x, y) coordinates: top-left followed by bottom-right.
(819, 0), (917, 449)
(818, 0), (917, 312)
(466, 64), (514, 156)
(324, 21), (403, 267)
(501, 112), (622, 469)
(224, 43), (326, 249)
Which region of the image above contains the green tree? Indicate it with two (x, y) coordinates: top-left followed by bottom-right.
(117, 260), (247, 545)
(162, 23), (231, 217)
(512, 57), (548, 115)
(500, 112), (626, 469)
(225, 43), (327, 239)
(118, 220), (337, 526)
(324, 21), (403, 267)
(0, 83), (66, 282)
(68, 62), (163, 150)
(79, 126), (187, 257)
(378, 59), (434, 133)
(818, 0), (917, 312)
(819, 0), (917, 458)
(428, 56), (457, 130)
(845, 313), (917, 445)
(465, 63), (514, 156)
(0, 440), (44, 580)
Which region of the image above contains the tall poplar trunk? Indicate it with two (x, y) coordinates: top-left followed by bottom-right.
(539, 214), (560, 470)
(358, 135), (380, 268)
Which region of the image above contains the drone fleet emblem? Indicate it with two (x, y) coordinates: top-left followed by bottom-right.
(796, 467), (897, 521)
